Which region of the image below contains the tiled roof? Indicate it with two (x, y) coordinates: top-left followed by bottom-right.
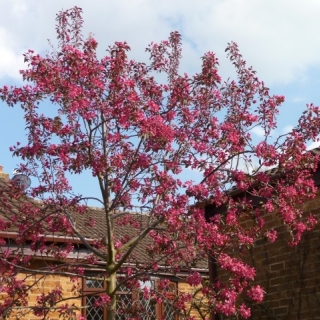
(0, 176), (208, 271)
(226, 146), (320, 196)
(256, 146), (320, 176)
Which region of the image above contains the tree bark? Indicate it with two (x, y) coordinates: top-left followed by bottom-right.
(107, 272), (117, 320)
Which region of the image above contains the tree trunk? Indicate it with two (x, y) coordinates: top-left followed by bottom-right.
(107, 271), (117, 320)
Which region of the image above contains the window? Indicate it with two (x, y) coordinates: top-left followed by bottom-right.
(117, 280), (157, 320)
(82, 277), (107, 320)
(161, 281), (177, 319)
(82, 276), (177, 320)
(115, 280), (139, 320)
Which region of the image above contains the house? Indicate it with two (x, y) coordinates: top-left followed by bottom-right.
(205, 148), (320, 319)
(0, 167), (208, 320)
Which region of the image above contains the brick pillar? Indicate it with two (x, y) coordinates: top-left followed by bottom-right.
(0, 165), (9, 179)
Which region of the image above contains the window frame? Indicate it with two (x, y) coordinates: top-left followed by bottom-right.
(82, 275), (107, 320)
(157, 280), (178, 320)
(82, 274), (178, 320)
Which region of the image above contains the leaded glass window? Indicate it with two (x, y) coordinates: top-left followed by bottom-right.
(86, 279), (104, 289)
(135, 280), (157, 320)
(116, 293), (133, 320)
(83, 275), (107, 320)
(86, 296), (104, 320)
(163, 301), (176, 319)
(161, 281), (177, 320)
(83, 275), (177, 320)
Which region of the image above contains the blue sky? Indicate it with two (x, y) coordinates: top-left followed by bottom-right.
(1, 0), (320, 200)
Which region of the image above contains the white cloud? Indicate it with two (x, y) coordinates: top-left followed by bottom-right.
(307, 140), (320, 150)
(0, 27), (26, 80)
(281, 125), (293, 135)
(251, 126), (265, 138)
(211, 0), (320, 85)
(291, 96), (307, 103)
(1, 0), (320, 87)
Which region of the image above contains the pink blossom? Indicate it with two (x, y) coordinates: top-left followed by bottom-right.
(238, 303), (251, 318)
(247, 285), (265, 302)
(218, 254), (256, 280)
(94, 294), (111, 307)
(265, 230), (277, 243)
(186, 272), (202, 286)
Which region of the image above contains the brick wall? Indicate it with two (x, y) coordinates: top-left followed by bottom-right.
(13, 266), (82, 320)
(178, 281), (209, 319)
(7, 270), (207, 319)
(218, 191), (320, 319)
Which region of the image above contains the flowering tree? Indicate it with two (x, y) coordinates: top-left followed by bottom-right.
(1, 6), (320, 320)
